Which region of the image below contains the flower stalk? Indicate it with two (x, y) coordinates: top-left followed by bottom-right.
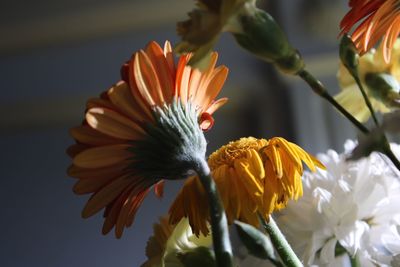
(297, 69), (369, 134)
(260, 215), (303, 267)
(194, 157), (233, 267)
(339, 35), (379, 126)
(350, 254), (361, 267)
(352, 74), (379, 126)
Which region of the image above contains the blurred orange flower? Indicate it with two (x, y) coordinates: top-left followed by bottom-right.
(67, 41), (228, 238)
(340, 0), (400, 62)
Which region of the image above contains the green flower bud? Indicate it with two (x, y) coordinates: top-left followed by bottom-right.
(365, 72), (400, 104)
(233, 8), (304, 74)
(234, 220), (275, 260)
(339, 34), (359, 77)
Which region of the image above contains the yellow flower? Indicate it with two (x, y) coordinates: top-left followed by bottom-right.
(169, 137), (324, 236)
(335, 39), (400, 122)
(67, 41), (229, 238)
(176, 0), (256, 68)
(141, 216), (212, 267)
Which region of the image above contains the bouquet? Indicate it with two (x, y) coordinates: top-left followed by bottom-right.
(67, 0), (400, 266)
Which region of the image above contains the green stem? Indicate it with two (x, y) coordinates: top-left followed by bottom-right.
(297, 69), (369, 134)
(350, 253), (360, 267)
(382, 138), (400, 171)
(195, 158), (233, 267)
(352, 74), (379, 126)
(260, 215), (303, 267)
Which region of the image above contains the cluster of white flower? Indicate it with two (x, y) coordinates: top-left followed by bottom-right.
(276, 140), (400, 266)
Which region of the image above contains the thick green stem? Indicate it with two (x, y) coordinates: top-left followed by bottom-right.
(195, 158), (233, 267)
(260, 216), (303, 267)
(350, 254), (360, 267)
(297, 69), (369, 134)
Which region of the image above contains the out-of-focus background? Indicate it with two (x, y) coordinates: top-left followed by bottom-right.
(1, 0), (355, 266)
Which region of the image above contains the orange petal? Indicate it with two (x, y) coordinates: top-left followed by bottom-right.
(154, 180), (165, 198)
(134, 51), (164, 106)
(102, 188), (132, 235)
(73, 174), (117, 195)
(115, 187), (150, 238)
(86, 97), (115, 110)
(82, 175), (134, 218)
(194, 66), (228, 110)
(73, 144), (132, 168)
(67, 163), (127, 179)
(205, 97), (228, 115)
(145, 41), (174, 102)
(107, 81), (153, 122)
(164, 41), (176, 77)
(66, 143), (89, 158)
(70, 125), (123, 146)
(86, 107), (145, 140)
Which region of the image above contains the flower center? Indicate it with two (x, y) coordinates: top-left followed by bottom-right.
(208, 137), (268, 169)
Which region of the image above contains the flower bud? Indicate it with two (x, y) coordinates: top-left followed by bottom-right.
(339, 34), (359, 77)
(233, 8), (304, 74)
(234, 220), (275, 260)
(365, 72), (400, 104)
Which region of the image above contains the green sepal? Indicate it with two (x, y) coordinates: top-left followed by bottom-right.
(127, 99), (207, 181)
(234, 220), (275, 260)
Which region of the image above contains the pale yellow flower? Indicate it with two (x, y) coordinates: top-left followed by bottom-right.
(335, 39), (400, 122)
(141, 217), (212, 267)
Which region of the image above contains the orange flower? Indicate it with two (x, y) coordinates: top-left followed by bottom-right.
(67, 41), (228, 238)
(340, 0), (400, 62)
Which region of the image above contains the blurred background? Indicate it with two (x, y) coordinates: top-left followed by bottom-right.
(0, 0), (355, 266)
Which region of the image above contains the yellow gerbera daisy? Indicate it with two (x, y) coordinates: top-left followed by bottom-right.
(169, 137), (324, 236)
(67, 41), (229, 238)
(335, 39), (400, 122)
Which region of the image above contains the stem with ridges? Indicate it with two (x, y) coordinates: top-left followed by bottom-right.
(353, 74), (379, 126)
(260, 215), (303, 267)
(297, 69), (369, 134)
(194, 158), (233, 267)
(350, 253), (360, 267)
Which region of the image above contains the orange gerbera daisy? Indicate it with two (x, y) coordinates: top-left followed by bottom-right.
(67, 41), (228, 238)
(340, 0), (400, 62)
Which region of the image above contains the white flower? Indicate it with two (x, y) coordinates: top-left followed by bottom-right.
(275, 140), (400, 267)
